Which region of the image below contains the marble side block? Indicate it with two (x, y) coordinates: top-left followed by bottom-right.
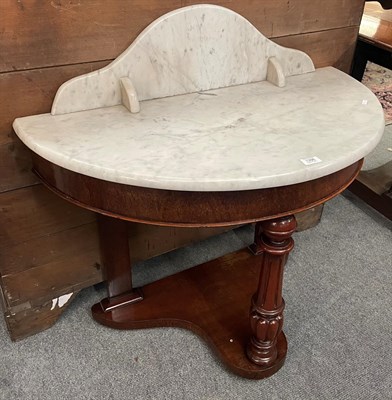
(267, 57), (286, 88)
(51, 4), (314, 116)
(120, 78), (140, 114)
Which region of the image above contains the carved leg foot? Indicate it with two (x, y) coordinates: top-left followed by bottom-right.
(247, 215), (296, 367)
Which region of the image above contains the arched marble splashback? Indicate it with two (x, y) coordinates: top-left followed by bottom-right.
(51, 4), (315, 115)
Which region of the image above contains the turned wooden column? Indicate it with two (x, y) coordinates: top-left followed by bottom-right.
(97, 214), (143, 311)
(247, 215), (296, 366)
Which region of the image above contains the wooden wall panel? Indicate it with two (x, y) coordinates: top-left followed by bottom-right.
(0, 184), (234, 307)
(1, 222), (236, 307)
(184, 0), (365, 37)
(0, 0), (364, 73)
(2, 252), (100, 308)
(0, 186), (94, 249)
(274, 26), (359, 73)
(0, 0), (182, 73)
(0, 61), (110, 146)
(0, 136), (39, 193)
(1, 221), (98, 279)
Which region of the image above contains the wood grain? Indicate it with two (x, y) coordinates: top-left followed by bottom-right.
(349, 179), (392, 220)
(0, 185), (234, 273)
(0, 184), (234, 306)
(33, 154), (362, 227)
(360, 10), (392, 51)
(0, 134), (38, 193)
(0, 61), (110, 146)
(295, 205), (324, 232)
(0, 191), (321, 283)
(357, 161), (392, 195)
(0, 0), (182, 73)
(365, 2), (392, 18)
(351, 0), (392, 217)
(2, 256), (100, 308)
(0, 222), (99, 279)
(3, 290), (81, 341)
(0, 220), (234, 307)
(246, 217), (296, 372)
(184, 0), (364, 36)
(91, 248), (287, 378)
(274, 26), (359, 73)
(0, 185), (94, 250)
(0, 0), (364, 73)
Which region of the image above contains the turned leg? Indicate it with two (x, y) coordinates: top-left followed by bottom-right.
(97, 214), (143, 311)
(247, 215), (296, 367)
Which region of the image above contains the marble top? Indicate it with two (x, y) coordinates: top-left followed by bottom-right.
(13, 67), (384, 191)
(12, 5), (385, 191)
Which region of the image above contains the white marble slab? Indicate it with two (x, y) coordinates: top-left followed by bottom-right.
(50, 4), (314, 115)
(13, 68), (384, 192)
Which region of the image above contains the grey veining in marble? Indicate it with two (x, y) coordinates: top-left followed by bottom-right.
(13, 68), (384, 192)
(50, 4), (315, 115)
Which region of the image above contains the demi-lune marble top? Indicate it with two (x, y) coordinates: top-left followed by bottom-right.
(13, 5), (385, 192)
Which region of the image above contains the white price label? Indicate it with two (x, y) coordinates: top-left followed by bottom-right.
(300, 156), (322, 166)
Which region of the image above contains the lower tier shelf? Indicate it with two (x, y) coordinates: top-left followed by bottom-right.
(92, 248), (287, 379)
